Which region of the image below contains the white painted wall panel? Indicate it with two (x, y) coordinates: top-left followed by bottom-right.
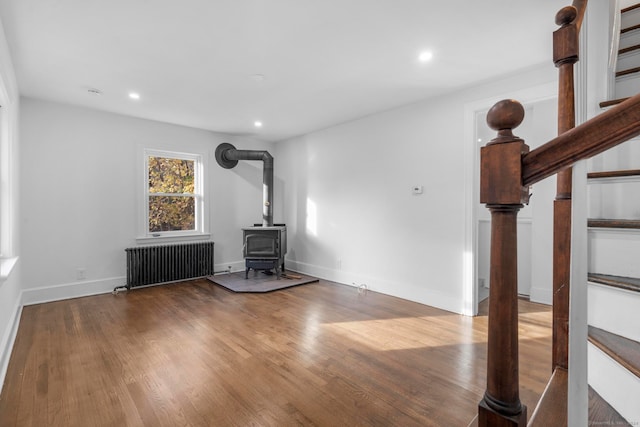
(588, 282), (640, 342)
(588, 342), (640, 424)
(588, 229), (640, 277)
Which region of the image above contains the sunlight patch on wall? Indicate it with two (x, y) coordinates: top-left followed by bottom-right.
(306, 198), (317, 236)
(463, 250), (474, 316)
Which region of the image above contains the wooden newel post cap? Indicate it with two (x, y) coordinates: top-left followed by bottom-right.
(486, 99), (525, 145)
(553, 6), (579, 65)
(481, 99), (530, 205)
(555, 6), (577, 26)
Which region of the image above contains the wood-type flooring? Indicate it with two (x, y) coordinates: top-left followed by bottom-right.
(0, 279), (551, 426)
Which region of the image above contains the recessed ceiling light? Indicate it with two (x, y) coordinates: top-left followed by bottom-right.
(87, 88), (102, 96)
(418, 51), (434, 63)
(254, 121), (263, 128)
(129, 92), (140, 100)
(250, 74), (266, 82)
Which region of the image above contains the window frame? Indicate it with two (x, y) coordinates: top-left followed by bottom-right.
(138, 148), (209, 242)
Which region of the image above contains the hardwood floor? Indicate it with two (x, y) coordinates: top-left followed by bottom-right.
(0, 279), (552, 426)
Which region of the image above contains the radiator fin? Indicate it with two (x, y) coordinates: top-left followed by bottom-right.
(125, 242), (215, 288)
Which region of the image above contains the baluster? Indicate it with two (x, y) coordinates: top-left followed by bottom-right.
(478, 99), (530, 427)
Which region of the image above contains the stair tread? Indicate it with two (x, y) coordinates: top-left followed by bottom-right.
(588, 169), (640, 179)
(622, 3), (640, 13)
(589, 386), (631, 426)
(622, 23), (640, 34)
(616, 66), (640, 77)
(528, 367), (567, 427)
(588, 326), (640, 379)
(620, 43), (640, 55)
(588, 219), (640, 229)
(588, 273), (640, 293)
(600, 98), (631, 108)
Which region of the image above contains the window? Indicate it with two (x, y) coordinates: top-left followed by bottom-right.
(142, 149), (206, 239)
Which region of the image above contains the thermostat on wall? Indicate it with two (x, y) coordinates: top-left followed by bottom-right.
(412, 185), (423, 195)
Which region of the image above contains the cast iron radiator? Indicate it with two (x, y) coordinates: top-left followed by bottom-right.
(124, 242), (215, 288)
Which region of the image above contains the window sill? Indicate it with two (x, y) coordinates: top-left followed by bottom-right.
(0, 256), (19, 283)
(135, 233), (211, 245)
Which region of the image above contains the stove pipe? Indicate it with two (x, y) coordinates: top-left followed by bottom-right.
(215, 143), (274, 226)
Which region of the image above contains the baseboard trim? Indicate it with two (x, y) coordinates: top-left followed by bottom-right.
(0, 296), (23, 396)
(285, 260), (463, 314)
(21, 276), (126, 306)
(529, 286), (552, 305)
(214, 261), (245, 274)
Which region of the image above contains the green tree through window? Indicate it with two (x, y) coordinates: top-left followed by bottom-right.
(148, 156), (196, 232)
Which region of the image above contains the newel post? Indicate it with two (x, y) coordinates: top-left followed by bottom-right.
(552, 4), (581, 372)
(478, 100), (530, 427)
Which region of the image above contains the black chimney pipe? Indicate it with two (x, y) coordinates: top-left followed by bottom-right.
(215, 143), (274, 226)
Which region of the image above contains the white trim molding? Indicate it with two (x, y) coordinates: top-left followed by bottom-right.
(0, 295), (22, 396)
(21, 276), (125, 306)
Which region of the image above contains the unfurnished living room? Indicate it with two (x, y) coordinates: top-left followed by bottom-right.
(1, 0), (639, 426)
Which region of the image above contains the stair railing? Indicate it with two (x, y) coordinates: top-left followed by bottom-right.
(477, 0), (640, 424)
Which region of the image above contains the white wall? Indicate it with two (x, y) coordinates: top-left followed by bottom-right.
(19, 98), (274, 302)
(275, 64), (558, 314)
(0, 15), (21, 393)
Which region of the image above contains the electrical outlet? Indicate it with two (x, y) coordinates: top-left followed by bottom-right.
(337, 259), (342, 269)
(77, 268), (86, 280)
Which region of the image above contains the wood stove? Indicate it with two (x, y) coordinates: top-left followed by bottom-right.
(242, 225), (287, 279)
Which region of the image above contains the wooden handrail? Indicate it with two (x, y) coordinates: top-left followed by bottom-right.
(571, 0), (587, 32)
(522, 92), (640, 186)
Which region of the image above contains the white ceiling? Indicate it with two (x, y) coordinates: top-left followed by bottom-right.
(0, 0), (568, 142)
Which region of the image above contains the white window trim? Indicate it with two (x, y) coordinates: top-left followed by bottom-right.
(137, 148), (210, 243)
(0, 92), (19, 282)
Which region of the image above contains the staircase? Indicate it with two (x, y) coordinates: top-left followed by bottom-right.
(473, 2), (640, 425)
(587, 3), (640, 425)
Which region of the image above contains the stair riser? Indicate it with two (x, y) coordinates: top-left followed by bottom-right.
(588, 343), (640, 424)
(588, 229), (640, 277)
(588, 282), (640, 342)
(589, 179), (640, 219)
(620, 28), (640, 50)
(615, 72), (640, 99)
(622, 7), (640, 30)
(589, 137), (640, 172)
(617, 49), (640, 72)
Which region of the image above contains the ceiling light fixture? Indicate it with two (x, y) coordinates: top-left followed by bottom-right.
(418, 50), (434, 63)
(129, 92), (141, 100)
(254, 121), (263, 128)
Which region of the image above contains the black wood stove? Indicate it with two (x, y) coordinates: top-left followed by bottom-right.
(242, 225), (287, 279)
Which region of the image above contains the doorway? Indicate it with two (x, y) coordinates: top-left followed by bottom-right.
(473, 97), (558, 312)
